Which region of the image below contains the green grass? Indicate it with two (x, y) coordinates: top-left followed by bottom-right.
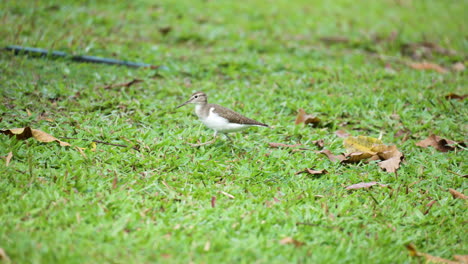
(0, 0), (467, 263)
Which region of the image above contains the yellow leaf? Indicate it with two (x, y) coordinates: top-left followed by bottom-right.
(344, 136), (384, 154)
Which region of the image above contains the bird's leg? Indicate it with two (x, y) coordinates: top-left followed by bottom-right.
(189, 131), (218, 147)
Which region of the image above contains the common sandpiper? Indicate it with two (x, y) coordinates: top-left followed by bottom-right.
(177, 91), (269, 146)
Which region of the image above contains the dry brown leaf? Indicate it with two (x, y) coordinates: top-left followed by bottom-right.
(0, 127), (71, 146)
(5, 152), (13, 166)
(448, 188), (467, 200)
(345, 181), (387, 190)
(378, 157), (402, 173)
(335, 130), (350, 138)
(409, 62), (448, 73)
(279, 237), (305, 247)
(268, 142), (302, 148)
(416, 134), (464, 152)
(0, 248), (10, 262)
(319, 149), (346, 162)
(295, 168), (328, 176)
(445, 93), (467, 100)
(295, 108), (320, 125)
(406, 244), (460, 264)
(343, 136), (403, 172)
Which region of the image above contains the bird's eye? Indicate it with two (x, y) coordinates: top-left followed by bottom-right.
(194, 95), (198, 98)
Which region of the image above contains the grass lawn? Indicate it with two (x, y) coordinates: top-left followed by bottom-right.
(0, 0), (467, 263)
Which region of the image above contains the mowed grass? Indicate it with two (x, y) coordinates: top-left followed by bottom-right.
(0, 0), (467, 263)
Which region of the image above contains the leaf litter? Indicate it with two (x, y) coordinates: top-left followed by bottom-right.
(416, 134), (465, 152)
(0, 127), (71, 146)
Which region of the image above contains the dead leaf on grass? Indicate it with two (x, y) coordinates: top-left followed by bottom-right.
(416, 134), (464, 152)
(268, 142), (302, 148)
(448, 188), (467, 200)
(409, 62), (448, 74)
(295, 108), (321, 126)
(0, 127), (71, 146)
(279, 237), (305, 247)
(343, 136), (403, 172)
(295, 168), (328, 176)
(406, 244), (461, 264)
(318, 149), (345, 162)
(445, 93), (467, 100)
(345, 181), (387, 190)
(335, 130), (350, 138)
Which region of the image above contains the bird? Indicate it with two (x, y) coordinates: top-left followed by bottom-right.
(176, 91), (269, 146)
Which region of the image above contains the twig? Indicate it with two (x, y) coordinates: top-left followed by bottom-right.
(59, 137), (140, 151)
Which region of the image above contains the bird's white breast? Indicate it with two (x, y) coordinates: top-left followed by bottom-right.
(195, 105), (250, 133)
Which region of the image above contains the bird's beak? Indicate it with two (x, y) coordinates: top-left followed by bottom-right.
(176, 99), (191, 109)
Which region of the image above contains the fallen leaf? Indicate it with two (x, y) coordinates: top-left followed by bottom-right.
(448, 188), (467, 200)
(268, 142), (302, 148)
(5, 152), (12, 166)
(409, 62), (448, 74)
(451, 62), (465, 72)
(295, 108), (320, 125)
(345, 181), (387, 190)
(0, 127), (71, 146)
(343, 136), (403, 172)
(377, 145), (404, 173)
(445, 93), (467, 100)
(279, 237), (305, 247)
(0, 248), (10, 262)
(26, 108), (32, 116)
(295, 168), (328, 176)
(344, 136), (385, 154)
(378, 157), (402, 173)
(416, 134), (464, 152)
(335, 130), (350, 138)
(319, 149), (345, 162)
(406, 244), (460, 264)
(343, 152), (375, 163)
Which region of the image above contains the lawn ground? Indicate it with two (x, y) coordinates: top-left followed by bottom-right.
(0, 0), (467, 263)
